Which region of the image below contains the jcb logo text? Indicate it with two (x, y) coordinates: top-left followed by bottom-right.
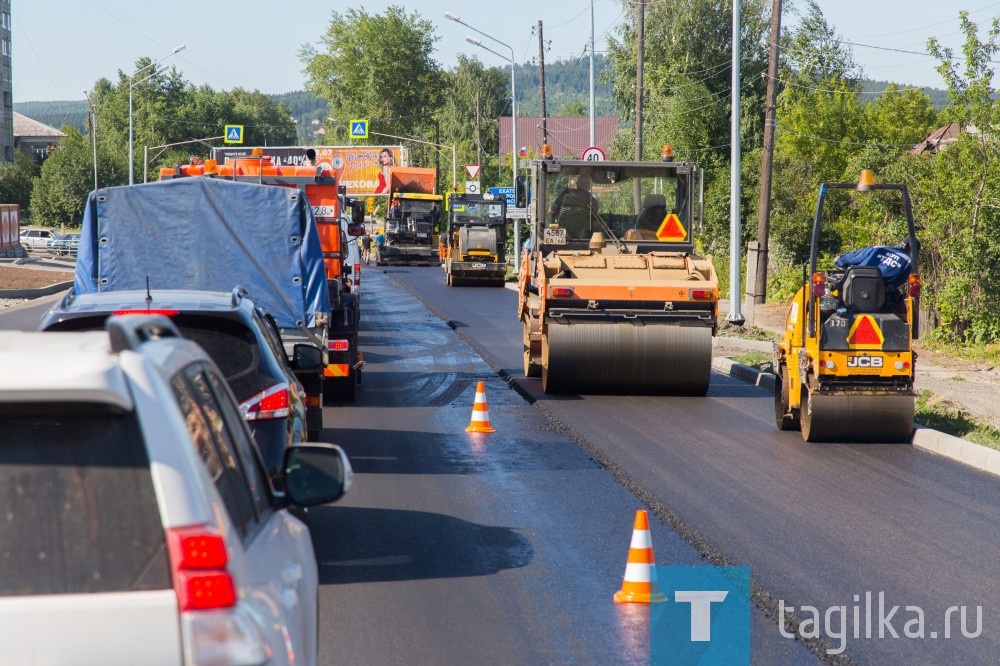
(846, 356), (883, 368)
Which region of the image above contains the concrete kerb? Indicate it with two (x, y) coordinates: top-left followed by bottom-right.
(0, 281), (73, 299)
(715, 336), (1000, 479)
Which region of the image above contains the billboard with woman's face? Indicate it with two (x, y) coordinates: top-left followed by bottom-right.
(210, 146), (405, 196)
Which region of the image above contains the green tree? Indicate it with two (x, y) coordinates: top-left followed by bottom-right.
(300, 6), (444, 144)
(776, 75), (866, 179)
(0, 152), (38, 211)
(29, 127), (95, 228)
(438, 55), (509, 191)
(607, 0), (770, 162)
(557, 100), (587, 116)
(864, 85), (938, 148)
(923, 11), (1000, 342)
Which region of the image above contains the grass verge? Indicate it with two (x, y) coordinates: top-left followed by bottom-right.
(915, 390), (1000, 451)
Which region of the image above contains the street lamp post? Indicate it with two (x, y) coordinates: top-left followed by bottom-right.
(128, 45), (185, 185)
(445, 12), (522, 270)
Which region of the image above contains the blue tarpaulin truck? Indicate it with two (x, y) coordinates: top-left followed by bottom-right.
(73, 176), (331, 437)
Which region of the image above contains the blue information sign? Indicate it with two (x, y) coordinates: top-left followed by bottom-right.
(488, 187), (516, 206)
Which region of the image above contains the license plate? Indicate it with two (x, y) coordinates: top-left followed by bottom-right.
(417, 233), (429, 238)
(543, 228), (567, 245)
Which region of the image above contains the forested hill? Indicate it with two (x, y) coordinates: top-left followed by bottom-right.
(15, 56), (945, 139)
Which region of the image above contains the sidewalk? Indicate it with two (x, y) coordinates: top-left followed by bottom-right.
(714, 299), (1000, 478)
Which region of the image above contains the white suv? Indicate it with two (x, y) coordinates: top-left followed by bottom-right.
(0, 315), (352, 666)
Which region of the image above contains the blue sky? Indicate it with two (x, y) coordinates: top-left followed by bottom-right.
(12, 1), (998, 103)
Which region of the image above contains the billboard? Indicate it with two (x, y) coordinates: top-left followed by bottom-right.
(210, 146), (407, 197)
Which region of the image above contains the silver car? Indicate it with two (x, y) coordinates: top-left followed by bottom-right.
(0, 316), (352, 665)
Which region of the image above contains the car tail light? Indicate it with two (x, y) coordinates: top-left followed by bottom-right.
(689, 289), (714, 300)
(240, 383), (290, 421)
(113, 308), (180, 317)
(355, 263), (361, 286)
(168, 525), (270, 664)
(166, 525), (236, 611)
(329, 339), (350, 352)
(550, 287), (573, 297)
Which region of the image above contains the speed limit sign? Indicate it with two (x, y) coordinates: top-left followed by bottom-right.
(582, 146), (606, 161)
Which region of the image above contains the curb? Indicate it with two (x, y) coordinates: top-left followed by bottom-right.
(713, 337), (1000, 480)
(911, 427), (1000, 477)
(0, 281), (73, 299)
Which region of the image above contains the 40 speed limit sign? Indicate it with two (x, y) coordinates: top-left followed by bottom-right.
(581, 146), (606, 161)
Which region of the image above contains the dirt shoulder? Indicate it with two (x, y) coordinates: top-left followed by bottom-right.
(0, 264), (75, 290)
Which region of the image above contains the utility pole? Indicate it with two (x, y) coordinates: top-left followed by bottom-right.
(83, 90), (98, 191)
(538, 20), (548, 144)
(754, 0), (783, 305)
(435, 119), (442, 190)
(634, 1), (645, 162)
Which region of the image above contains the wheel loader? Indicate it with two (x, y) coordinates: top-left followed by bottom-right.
(773, 170), (921, 442)
(444, 192), (508, 287)
(517, 145), (719, 394)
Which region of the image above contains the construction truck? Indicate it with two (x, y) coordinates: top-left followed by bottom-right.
(773, 170), (920, 442)
(379, 166), (443, 266)
(160, 151), (365, 403)
(443, 192), (508, 287)
(74, 176), (331, 439)
(518, 144), (720, 394)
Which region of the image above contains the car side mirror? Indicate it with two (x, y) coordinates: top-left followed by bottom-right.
(283, 443), (353, 505)
(292, 343), (322, 371)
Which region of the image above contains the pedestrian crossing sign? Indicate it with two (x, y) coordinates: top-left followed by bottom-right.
(223, 125), (244, 144)
(350, 120), (369, 139)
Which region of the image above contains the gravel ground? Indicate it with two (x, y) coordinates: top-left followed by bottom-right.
(0, 297), (28, 309)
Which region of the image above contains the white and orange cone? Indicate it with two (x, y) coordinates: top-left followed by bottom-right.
(613, 509), (666, 603)
(465, 381), (496, 433)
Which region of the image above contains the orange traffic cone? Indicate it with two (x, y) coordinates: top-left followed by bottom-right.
(465, 381), (496, 433)
(613, 509), (666, 603)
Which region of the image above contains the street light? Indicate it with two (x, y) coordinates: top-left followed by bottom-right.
(128, 44), (185, 185)
(445, 11), (521, 268)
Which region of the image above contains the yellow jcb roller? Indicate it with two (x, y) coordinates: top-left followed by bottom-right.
(774, 170), (920, 442)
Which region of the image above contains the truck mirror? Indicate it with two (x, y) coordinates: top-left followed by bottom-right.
(515, 175), (527, 208)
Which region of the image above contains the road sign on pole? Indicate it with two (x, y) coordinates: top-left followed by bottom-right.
(224, 125), (244, 144)
(582, 146), (606, 161)
(350, 120), (369, 139)
(465, 181), (481, 195)
(465, 164), (481, 179)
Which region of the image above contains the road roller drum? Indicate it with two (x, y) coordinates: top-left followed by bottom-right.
(800, 390), (915, 443)
(541, 321), (712, 395)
